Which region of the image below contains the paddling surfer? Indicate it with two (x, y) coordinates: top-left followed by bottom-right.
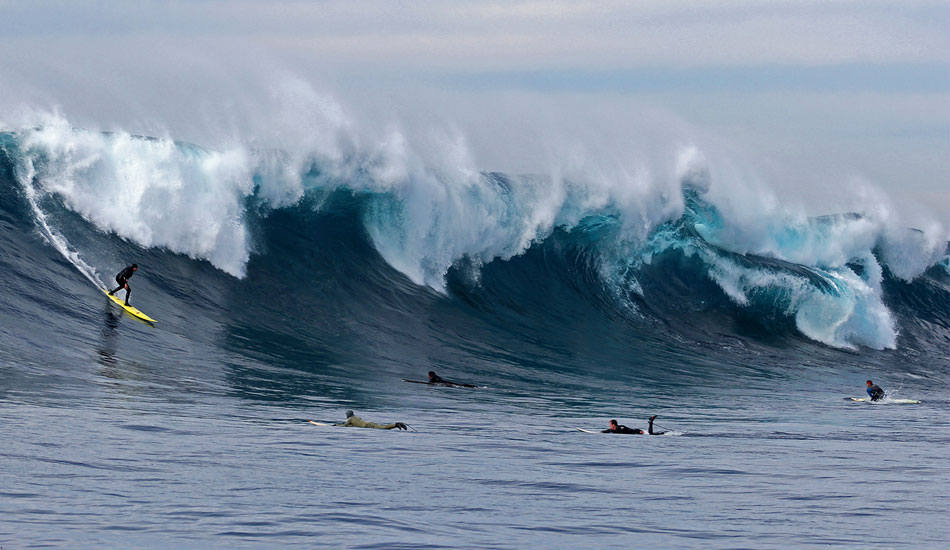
(336, 410), (407, 430)
(602, 419), (644, 434)
(603, 415), (666, 435)
(866, 380), (885, 402)
(108, 264), (138, 306)
(425, 371), (476, 388)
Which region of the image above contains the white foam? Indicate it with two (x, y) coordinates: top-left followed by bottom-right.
(14, 113), (254, 277)
(696, 173), (946, 281)
(16, 155), (102, 288)
(670, 164), (946, 349)
(5, 95), (945, 351)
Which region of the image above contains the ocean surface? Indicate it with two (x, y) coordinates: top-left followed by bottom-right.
(0, 122), (948, 549)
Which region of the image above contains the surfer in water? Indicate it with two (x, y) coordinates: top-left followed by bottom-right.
(603, 416), (666, 435)
(108, 264), (138, 306)
(428, 371), (450, 384)
(336, 410), (408, 430)
(425, 371), (476, 388)
(866, 380), (885, 401)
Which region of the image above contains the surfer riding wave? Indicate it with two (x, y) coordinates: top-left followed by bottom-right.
(108, 263), (137, 306)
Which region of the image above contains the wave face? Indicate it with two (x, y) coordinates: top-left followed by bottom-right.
(0, 118), (948, 392)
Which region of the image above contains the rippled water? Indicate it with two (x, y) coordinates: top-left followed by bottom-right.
(1, 129), (948, 548)
(3, 375), (947, 549)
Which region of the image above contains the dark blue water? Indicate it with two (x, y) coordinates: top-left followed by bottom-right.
(1, 127), (948, 548)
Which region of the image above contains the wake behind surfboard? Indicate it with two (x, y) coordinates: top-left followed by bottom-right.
(402, 378), (479, 388)
(846, 397), (921, 404)
(103, 289), (157, 323)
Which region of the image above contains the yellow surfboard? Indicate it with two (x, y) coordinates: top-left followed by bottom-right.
(104, 289), (157, 323)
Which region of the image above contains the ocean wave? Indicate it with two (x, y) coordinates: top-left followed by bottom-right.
(0, 111), (946, 351)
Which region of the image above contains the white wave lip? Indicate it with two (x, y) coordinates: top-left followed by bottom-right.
(704, 253), (897, 350)
(5, 103), (945, 353)
(683, 184), (947, 350)
(363, 131), (688, 291)
(16, 115), (254, 277)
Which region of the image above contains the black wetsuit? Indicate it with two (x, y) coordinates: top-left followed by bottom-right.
(602, 418), (666, 435)
(602, 425), (645, 434)
(428, 374), (448, 384)
(109, 266), (136, 304)
(867, 384), (885, 401)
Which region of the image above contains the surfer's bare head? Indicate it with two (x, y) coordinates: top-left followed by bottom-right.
(345, 410), (354, 418)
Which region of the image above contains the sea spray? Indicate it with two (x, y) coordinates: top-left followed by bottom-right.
(11, 115), (254, 276)
(1, 109), (945, 351)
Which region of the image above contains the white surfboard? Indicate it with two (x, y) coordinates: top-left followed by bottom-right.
(847, 397), (921, 404)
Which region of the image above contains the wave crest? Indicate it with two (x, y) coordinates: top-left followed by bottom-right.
(1, 110), (946, 351)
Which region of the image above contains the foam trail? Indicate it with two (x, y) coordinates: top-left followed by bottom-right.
(16, 157), (103, 288)
(13, 114), (255, 277)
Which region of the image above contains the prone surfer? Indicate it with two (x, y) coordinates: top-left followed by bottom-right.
(108, 263), (138, 306)
(866, 380), (885, 401)
(603, 420), (643, 434)
(335, 410), (407, 430)
(426, 371), (477, 388)
(603, 415), (666, 435)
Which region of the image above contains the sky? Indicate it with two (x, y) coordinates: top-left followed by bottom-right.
(0, 0), (948, 224)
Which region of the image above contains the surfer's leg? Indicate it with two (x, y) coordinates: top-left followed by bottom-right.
(648, 416), (665, 435)
(110, 276), (125, 296)
(124, 284), (131, 305)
